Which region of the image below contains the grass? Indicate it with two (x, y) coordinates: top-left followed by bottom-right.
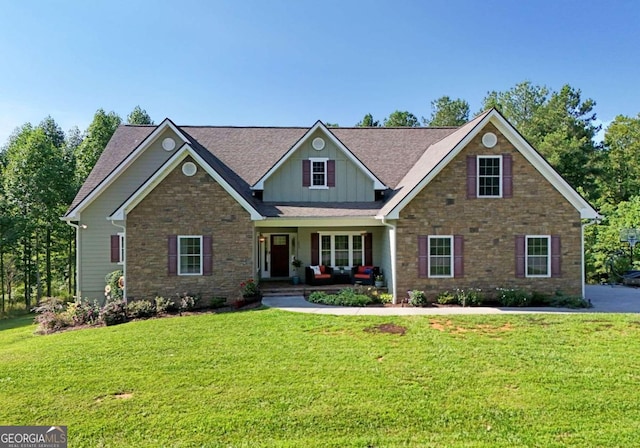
(1, 309), (640, 447)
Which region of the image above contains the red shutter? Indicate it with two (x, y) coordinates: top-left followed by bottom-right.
(168, 235), (177, 276)
(551, 235), (561, 277)
(302, 160), (311, 187)
(466, 155), (477, 199)
(418, 236), (428, 278)
(454, 235), (464, 278)
(364, 233), (373, 266)
(110, 235), (120, 263)
(515, 235), (525, 278)
(327, 160), (336, 187)
(502, 153), (513, 198)
(311, 233), (319, 265)
(203, 235), (212, 276)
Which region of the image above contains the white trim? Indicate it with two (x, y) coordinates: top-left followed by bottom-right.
(477, 155), (502, 198)
(318, 232), (365, 268)
(65, 118), (190, 220)
(252, 121), (387, 190)
(256, 217), (381, 228)
(117, 232), (125, 265)
(178, 235), (203, 276)
(309, 157), (328, 188)
(108, 144), (263, 221)
(428, 235), (454, 278)
(382, 110), (599, 220)
(525, 235), (551, 278)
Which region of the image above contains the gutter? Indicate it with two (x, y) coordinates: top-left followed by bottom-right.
(381, 217), (398, 304)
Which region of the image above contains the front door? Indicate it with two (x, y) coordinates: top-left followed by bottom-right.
(270, 235), (290, 277)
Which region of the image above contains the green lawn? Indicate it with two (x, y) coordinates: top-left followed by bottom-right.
(1, 308), (640, 447)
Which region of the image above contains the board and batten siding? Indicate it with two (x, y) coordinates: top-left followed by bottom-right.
(76, 128), (183, 301)
(263, 131), (375, 202)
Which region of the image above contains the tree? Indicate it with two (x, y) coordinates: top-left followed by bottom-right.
(423, 96), (470, 126)
(481, 82), (600, 201)
(127, 106), (154, 125)
(355, 113), (380, 127)
(383, 110), (420, 127)
(75, 109), (121, 183)
(598, 114), (640, 204)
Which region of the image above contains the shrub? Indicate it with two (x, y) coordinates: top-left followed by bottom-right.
(240, 279), (260, 297)
(64, 299), (100, 325)
(178, 294), (200, 313)
(99, 299), (128, 326)
(455, 288), (483, 307)
(308, 289), (373, 307)
(531, 291), (552, 306)
(378, 293), (393, 304)
(408, 290), (429, 307)
(550, 292), (592, 309)
(126, 300), (155, 319)
(210, 297), (227, 309)
(104, 270), (124, 301)
(154, 296), (175, 314)
(33, 298), (72, 334)
(436, 291), (457, 305)
(496, 288), (531, 307)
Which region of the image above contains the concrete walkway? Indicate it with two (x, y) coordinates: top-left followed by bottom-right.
(261, 285), (640, 315)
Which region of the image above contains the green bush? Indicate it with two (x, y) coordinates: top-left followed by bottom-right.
(127, 300), (155, 319)
(99, 299), (128, 326)
(178, 294), (200, 312)
(104, 270), (124, 301)
(436, 291), (457, 305)
(497, 288), (531, 307)
(210, 297), (227, 309)
(308, 289), (373, 307)
(408, 290), (429, 307)
(154, 296), (175, 314)
(455, 288), (483, 307)
(33, 297), (72, 334)
(64, 300), (100, 325)
(378, 293), (393, 304)
(550, 292), (592, 309)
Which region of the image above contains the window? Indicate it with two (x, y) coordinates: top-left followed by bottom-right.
(526, 236), (550, 277)
(179, 236), (202, 275)
(319, 233), (365, 267)
(429, 236), (453, 278)
(311, 158), (327, 187)
(477, 156), (501, 197)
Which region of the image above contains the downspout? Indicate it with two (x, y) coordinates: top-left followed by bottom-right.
(582, 216), (600, 300)
(381, 217), (398, 304)
(110, 220), (127, 301)
(65, 220), (82, 300)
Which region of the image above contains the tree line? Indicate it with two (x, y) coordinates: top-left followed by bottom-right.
(0, 106), (153, 312)
(1, 83), (639, 313)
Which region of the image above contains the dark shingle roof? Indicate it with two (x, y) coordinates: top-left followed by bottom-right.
(66, 122), (460, 217)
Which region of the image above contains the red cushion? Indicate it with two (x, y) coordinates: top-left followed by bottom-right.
(354, 273), (370, 279)
(358, 265), (374, 274)
(315, 274), (331, 279)
(320, 265), (327, 274)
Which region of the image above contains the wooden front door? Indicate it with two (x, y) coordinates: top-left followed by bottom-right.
(270, 235), (290, 277)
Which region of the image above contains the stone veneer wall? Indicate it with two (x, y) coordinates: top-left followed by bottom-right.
(395, 123), (583, 299)
(126, 157), (254, 302)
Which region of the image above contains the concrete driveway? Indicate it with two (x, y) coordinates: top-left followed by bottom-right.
(261, 285), (640, 315)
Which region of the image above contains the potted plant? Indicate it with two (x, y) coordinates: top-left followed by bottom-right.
(291, 258), (303, 285)
(375, 274), (385, 288)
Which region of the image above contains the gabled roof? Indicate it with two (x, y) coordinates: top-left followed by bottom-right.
(379, 109), (599, 219)
(64, 118), (189, 219)
(109, 143), (263, 221)
(252, 120), (386, 190)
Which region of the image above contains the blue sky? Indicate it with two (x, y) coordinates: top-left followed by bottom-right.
(0, 0), (638, 145)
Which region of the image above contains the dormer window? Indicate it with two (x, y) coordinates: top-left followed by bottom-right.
(311, 158), (327, 188)
(303, 158), (335, 188)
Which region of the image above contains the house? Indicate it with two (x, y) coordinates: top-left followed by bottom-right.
(62, 109), (599, 304)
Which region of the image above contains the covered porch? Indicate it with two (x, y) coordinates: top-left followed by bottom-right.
(253, 216), (395, 297)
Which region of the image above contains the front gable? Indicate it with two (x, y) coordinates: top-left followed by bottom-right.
(253, 121), (386, 202)
(381, 109), (598, 220)
(64, 118), (190, 221)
